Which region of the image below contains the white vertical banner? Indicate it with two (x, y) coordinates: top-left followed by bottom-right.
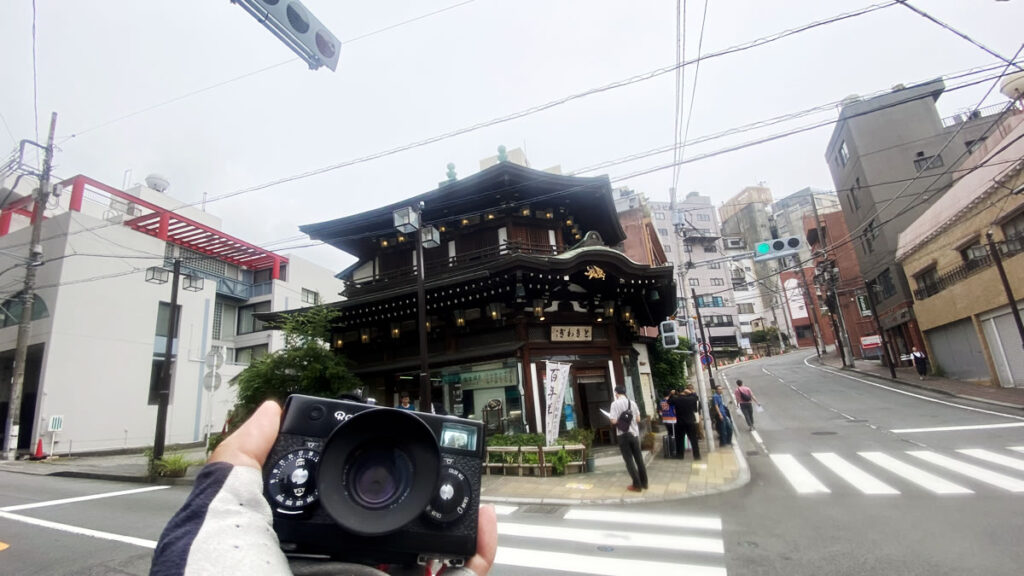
(543, 361), (572, 446)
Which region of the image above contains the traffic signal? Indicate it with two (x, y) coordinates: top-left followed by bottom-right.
(234, 0), (341, 71)
(660, 320), (679, 349)
(754, 235), (804, 262)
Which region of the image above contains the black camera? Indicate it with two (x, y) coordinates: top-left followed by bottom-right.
(263, 394), (485, 567)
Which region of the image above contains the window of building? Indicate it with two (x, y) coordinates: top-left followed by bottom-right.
(878, 269), (896, 299)
(838, 141), (849, 167)
(212, 301), (223, 340)
(655, 212), (665, 220)
(0, 292), (50, 328)
(664, 245), (672, 253)
(711, 278), (725, 286)
(704, 244), (717, 253)
(914, 267), (939, 299)
(965, 138), (986, 154)
(685, 245), (693, 253)
(689, 278), (700, 286)
(237, 301), (271, 335)
(696, 295), (725, 308)
(302, 288), (320, 305)
(235, 344), (269, 366)
(696, 213), (710, 222)
(708, 262), (721, 269)
(658, 228), (669, 236)
(737, 303), (755, 314)
(1002, 211), (1024, 256)
(913, 152), (944, 172)
(253, 268), (273, 284)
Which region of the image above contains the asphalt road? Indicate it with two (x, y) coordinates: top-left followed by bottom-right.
(2, 352), (1023, 575)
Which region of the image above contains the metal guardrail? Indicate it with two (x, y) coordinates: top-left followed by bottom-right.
(940, 102), (1008, 128)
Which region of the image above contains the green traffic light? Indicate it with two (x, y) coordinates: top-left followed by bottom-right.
(756, 242), (771, 255)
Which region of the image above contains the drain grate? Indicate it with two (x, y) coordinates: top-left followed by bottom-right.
(811, 431), (838, 435)
(520, 505), (563, 515)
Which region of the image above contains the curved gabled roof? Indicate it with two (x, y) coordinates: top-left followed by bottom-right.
(300, 162), (626, 259)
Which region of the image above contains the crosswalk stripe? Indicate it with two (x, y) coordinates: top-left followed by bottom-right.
(858, 452), (972, 494)
(770, 454), (830, 494)
(957, 449), (1024, 472)
(492, 505), (518, 516)
(812, 453), (899, 494)
(499, 521), (723, 553)
(496, 546), (726, 576)
(1009, 446), (1024, 455)
(563, 509), (721, 531)
(907, 451), (1024, 492)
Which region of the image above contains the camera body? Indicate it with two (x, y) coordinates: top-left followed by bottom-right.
(263, 394), (485, 566)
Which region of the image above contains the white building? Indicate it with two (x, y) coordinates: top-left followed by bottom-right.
(722, 237), (765, 355)
(0, 173), (341, 455)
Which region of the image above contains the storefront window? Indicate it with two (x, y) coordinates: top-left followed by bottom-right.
(440, 361), (523, 434)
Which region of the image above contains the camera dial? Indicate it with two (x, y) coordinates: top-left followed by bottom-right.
(268, 449), (321, 513)
(423, 465), (472, 524)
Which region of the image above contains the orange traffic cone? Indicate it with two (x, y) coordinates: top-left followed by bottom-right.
(32, 438), (45, 460)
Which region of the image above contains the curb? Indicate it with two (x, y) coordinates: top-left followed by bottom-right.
(815, 358), (1024, 412)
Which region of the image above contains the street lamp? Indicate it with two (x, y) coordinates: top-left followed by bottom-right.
(393, 203), (439, 413)
(145, 258), (203, 461)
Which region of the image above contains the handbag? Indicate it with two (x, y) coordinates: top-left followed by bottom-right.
(755, 404), (765, 413)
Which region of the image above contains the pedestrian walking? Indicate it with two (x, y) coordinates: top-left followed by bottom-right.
(609, 385), (648, 492)
(712, 385), (733, 446)
(733, 379), (761, 431)
(911, 346), (928, 380)
(669, 385), (701, 461)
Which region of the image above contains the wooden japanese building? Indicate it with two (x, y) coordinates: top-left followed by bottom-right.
(300, 161), (676, 439)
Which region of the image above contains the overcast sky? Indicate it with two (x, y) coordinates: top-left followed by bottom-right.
(1, 1), (1021, 272)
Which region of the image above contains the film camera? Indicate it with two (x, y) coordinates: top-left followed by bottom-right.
(263, 394), (485, 566)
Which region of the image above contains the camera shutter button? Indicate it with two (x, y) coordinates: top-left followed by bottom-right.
(309, 405), (325, 421)
(424, 466), (472, 524)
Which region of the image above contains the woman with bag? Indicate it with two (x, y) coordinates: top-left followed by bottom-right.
(733, 379), (761, 431)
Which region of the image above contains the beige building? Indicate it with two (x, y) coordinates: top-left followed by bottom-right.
(719, 185), (772, 224)
(895, 114), (1024, 387)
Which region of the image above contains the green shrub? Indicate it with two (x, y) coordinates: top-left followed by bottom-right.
(558, 428), (594, 449)
(548, 449), (571, 476)
(148, 452), (204, 478)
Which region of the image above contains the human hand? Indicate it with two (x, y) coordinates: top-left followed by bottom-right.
(209, 401), (282, 471)
(465, 504), (498, 576)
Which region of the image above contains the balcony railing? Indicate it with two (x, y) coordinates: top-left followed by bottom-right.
(181, 264), (270, 301)
(345, 240), (564, 294)
(940, 102), (1010, 128)
(913, 239), (1022, 301)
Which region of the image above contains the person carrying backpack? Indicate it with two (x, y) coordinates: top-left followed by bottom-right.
(733, 379), (761, 431)
(609, 385), (648, 492)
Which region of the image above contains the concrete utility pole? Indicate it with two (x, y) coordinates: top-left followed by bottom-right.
(691, 289), (717, 451)
(864, 280), (897, 379)
(810, 198), (854, 367)
(986, 231), (1024, 354)
(152, 259), (182, 462)
(3, 112), (56, 461)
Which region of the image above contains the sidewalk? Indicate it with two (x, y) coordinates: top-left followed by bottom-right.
(0, 433), (749, 505)
(816, 351), (1024, 410)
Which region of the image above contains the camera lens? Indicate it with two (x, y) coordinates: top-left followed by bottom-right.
(318, 407), (440, 536)
(347, 442), (413, 509)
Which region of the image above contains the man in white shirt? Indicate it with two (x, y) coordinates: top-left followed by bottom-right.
(609, 385), (648, 492)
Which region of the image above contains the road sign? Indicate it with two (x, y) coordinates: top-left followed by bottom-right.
(861, 335), (882, 349)
(698, 342), (711, 354)
(203, 372), (223, 392)
(47, 415), (64, 432)
(700, 353), (714, 366)
(206, 349), (224, 370)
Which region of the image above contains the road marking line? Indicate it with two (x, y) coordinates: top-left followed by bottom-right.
(770, 454), (830, 494)
(891, 422), (1024, 434)
(957, 449), (1024, 472)
(761, 368), (772, 375)
(803, 356), (1024, 421)
(564, 509), (721, 531)
(492, 505), (518, 516)
(495, 547), (726, 576)
(1010, 446), (1024, 454)
(0, 485), (171, 512)
(907, 451), (1024, 492)
(0, 511), (156, 549)
(499, 522), (723, 553)
(812, 453), (899, 494)
(859, 452), (972, 494)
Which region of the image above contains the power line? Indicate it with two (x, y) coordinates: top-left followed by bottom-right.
(57, 0), (480, 145)
(0, 112), (15, 147)
(896, 1), (1023, 72)
(31, 0), (40, 167)
(674, 0), (710, 192)
(195, 1), (898, 208)
(671, 0), (686, 190)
